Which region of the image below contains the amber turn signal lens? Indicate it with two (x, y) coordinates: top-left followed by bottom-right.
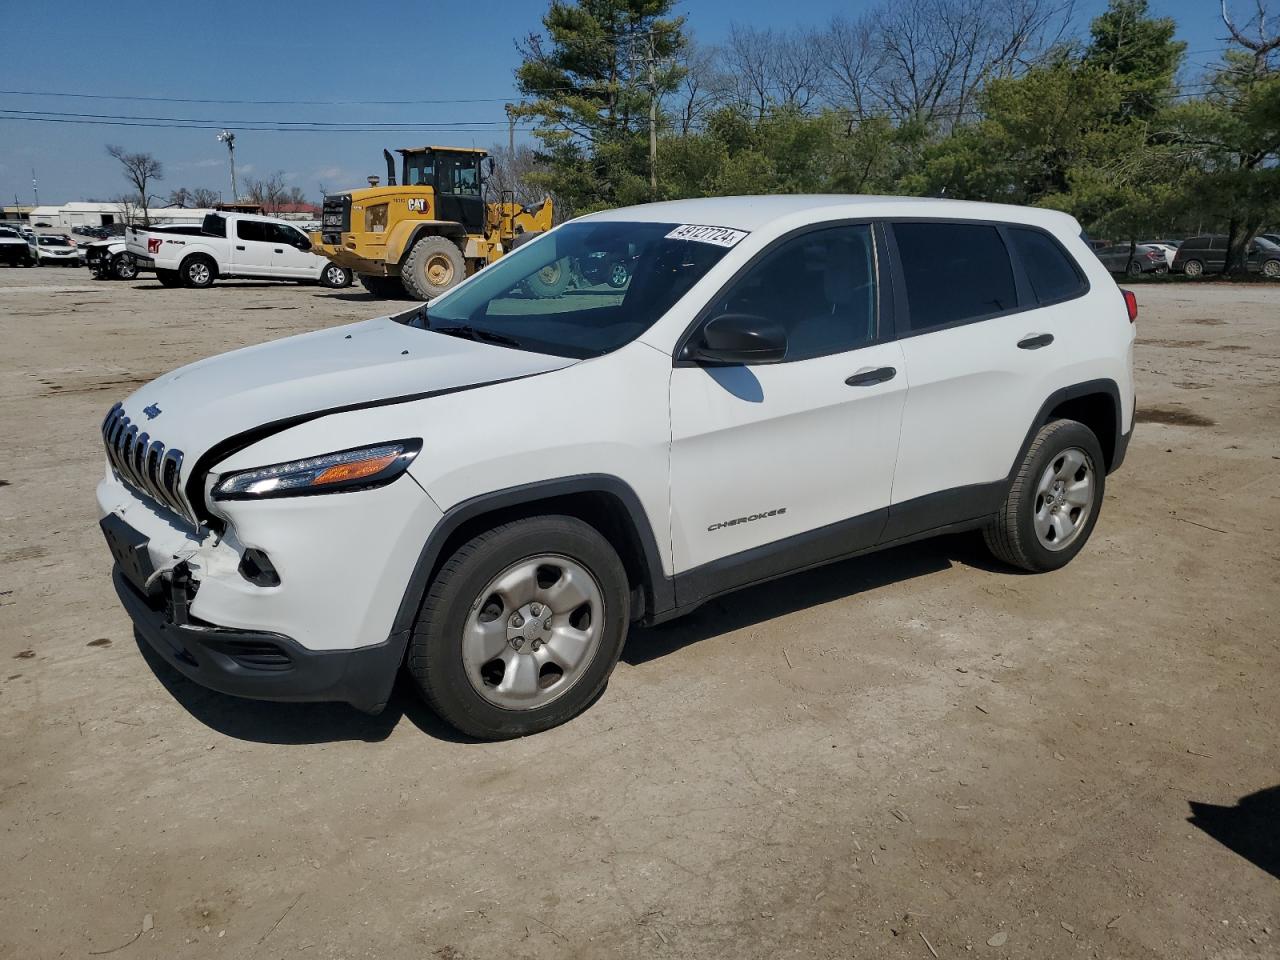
(312, 452), (399, 486)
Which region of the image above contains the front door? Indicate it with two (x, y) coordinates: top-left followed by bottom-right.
(268, 222), (318, 278)
(668, 223), (906, 597)
(435, 154), (485, 234)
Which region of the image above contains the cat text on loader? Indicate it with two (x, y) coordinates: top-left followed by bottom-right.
(315, 146), (555, 300)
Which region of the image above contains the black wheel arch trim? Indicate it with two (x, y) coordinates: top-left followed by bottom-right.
(387, 474), (674, 652)
(1016, 377), (1128, 478)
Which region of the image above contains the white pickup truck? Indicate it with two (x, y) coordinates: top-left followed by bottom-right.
(126, 212), (352, 289)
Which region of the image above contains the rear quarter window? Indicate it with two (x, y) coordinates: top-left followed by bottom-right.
(893, 221), (1017, 333)
(1006, 227), (1086, 304)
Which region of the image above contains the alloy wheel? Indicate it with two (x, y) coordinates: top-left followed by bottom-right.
(1033, 447), (1095, 551)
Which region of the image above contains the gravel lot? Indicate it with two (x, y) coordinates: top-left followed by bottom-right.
(1, 266), (1277, 959)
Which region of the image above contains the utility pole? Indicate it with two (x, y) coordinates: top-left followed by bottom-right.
(217, 130), (237, 201)
(505, 104), (516, 157)
(31, 168), (39, 207)
(647, 30), (658, 198)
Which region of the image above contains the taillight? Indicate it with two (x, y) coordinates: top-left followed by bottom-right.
(1121, 288), (1138, 322)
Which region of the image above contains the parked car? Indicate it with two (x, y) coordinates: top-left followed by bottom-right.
(33, 221), (51, 228)
(35, 235), (81, 266)
(1090, 240), (1167, 276)
(1140, 241), (1178, 269)
(1172, 235), (1280, 278)
(86, 223), (205, 280)
(96, 195), (1136, 739)
(125, 212), (353, 288)
(1259, 233), (1280, 248)
(0, 226), (36, 266)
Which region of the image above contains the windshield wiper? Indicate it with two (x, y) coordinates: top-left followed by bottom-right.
(429, 323), (524, 350)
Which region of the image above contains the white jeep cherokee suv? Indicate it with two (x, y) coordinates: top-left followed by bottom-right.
(97, 196), (1135, 739)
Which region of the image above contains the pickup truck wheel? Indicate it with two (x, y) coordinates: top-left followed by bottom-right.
(181, 255), (216, 288)
(401, 235), (465, 300)
(112, 254), (138, 280)
(984, 419), (1105, 573)
(156, 269), (182, 288)
(358, 274), (408, 298)
(319, 263), (353, 288)
(409, 515), (630, 740)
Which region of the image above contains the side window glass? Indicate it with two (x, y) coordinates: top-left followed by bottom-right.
(705, 224), (877, 362)
(894, 222), (1016, 332)
(236, 220), (268, 243)
(201, 214), (226, 238)
(1007, 227), (1085, 304)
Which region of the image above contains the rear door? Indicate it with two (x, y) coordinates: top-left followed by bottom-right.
(668, 222), (907, 591)
(886, 220), (1088, 539)
(232, 219), (274, 276)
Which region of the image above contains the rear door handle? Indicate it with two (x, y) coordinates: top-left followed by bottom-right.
(845, 366), (897, 387)
(235, 245), (245, 251)
(274, 248), (284, 253)
(1018, 333), (1054, 350)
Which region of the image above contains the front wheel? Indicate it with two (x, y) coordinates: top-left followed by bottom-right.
(112, 254), (138, 280)
(983, 419), (1105, 573)
(358, 273), (409, 299)
(319, 262), (353, 288)
(400, 235), (465, 300)
(408, 515), (630, 740)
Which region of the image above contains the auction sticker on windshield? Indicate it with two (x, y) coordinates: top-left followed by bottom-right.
(665, 224), (749, 247)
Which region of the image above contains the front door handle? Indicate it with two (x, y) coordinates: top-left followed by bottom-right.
(274, 248), (284, 254)
(235, 245), (245, 251)
(1018, 333), (1054, 350)
(845, 366), (897, 387)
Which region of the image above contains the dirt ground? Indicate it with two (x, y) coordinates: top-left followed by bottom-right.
(0, 266), (1276, 960)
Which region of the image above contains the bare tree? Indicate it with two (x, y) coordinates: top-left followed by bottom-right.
(165, 187), (192, 208)
(666, 37), (723, 134)
(191, 187), (219, 208)
(486, 142), (553, 209)
(106, 145), (163, 226)
(819, 14), (882, 118)
(243, 171), (288, 216)
(1221, 0), (1280, 67)
(113, 195), (140, 227)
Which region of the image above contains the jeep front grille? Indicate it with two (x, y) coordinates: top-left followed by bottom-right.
(101, 402), (191, 521)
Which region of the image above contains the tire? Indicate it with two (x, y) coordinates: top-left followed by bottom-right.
(400, 235), (465, 300)
(1262, 259), (1280, 279)
(522, 257), (572, 298)
(1183, 259), (1204, 278)
(156, 269), (182, 288)
(319, 262), (353, 288)
(181, 254), (216, 288)
(607, 260), (630, 288)
(112, 254), (138, 281)
(1126, 260), (1143, 277)
(408, 515), (631, 740)
(509, 230), (542, 249)
(358, 273), (409, 299)
(983, 419), (1106, 573)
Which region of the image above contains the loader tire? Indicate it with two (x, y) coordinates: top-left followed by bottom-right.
(358, 274), (409, 299)
(401, 235), (465, 301)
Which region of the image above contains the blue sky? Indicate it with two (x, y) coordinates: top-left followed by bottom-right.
(0, 0), (1237, 205)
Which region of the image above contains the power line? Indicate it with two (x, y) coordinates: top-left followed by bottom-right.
(0, 108), (521, 127)
(0, 116), (540, 134)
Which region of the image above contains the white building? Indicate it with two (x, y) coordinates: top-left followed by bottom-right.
(28, 202), (216, 231)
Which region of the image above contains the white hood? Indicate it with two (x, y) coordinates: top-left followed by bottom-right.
(111, 314), (576, 492)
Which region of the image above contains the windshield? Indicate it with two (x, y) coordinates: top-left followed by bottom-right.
(415, 221), (737, 358)
(38, 237), (68, 246)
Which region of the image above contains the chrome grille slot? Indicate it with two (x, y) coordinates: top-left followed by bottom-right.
(101, 402), (191, 520)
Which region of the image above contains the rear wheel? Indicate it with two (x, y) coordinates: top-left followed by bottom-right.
(984, 419), (1105, 573)
(319, 263), (353, 288)
(156, 269), (182, 288)
(112, 254), (138, 280)
(1183, 259), (1204, 278)
(408, 515), (630, 740)
(181, 255), (216, 288)
(1126, 259), (1143, 277)
(358, 274), (409, 299)
(401, 235), (465, 300)
(1262, 259), (1280, 279)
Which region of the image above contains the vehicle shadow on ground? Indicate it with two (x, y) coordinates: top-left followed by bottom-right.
(623, 531), (1004, 665)
(1187, 786), (1280, 880)
(134, 632), (477, 745)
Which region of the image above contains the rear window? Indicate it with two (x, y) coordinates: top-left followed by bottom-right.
(1007, 227), (1086, 304)
(894, 222), (1017, 333)
(201, 214), (227, 238)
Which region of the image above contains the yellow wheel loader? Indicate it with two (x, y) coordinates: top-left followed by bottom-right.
(314, 146), (554, 300)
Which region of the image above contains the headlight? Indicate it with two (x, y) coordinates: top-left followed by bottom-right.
(212, 440), (421, 500)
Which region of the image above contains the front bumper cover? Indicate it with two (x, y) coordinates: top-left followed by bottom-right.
(113, 565), (405, 714)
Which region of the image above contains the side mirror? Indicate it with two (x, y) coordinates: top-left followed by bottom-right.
(296, 236), (312, 251)
(692, 313), (787, 365)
